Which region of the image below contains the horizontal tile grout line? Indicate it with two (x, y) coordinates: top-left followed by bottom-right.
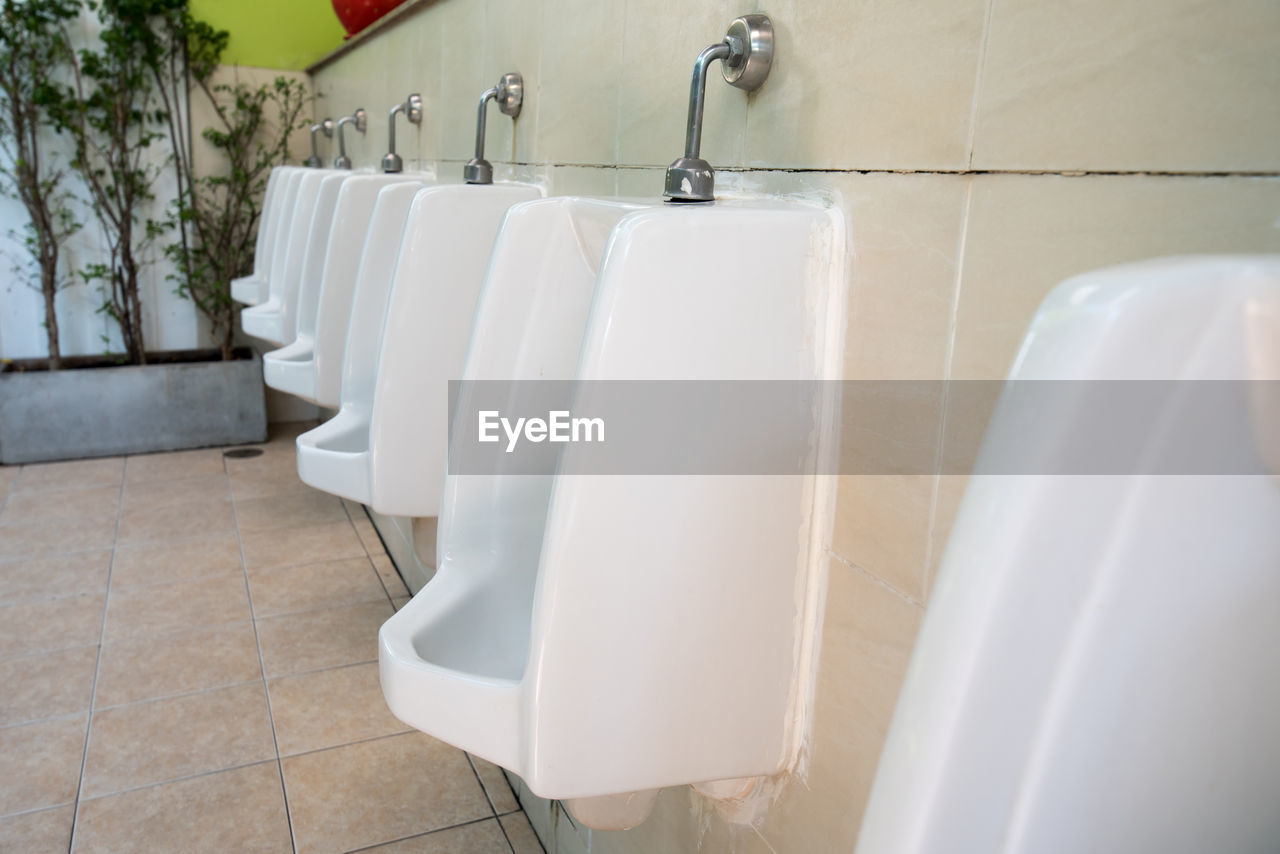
(0, 800), (77, 821)
(73, 758), (281, 805)
(0, 709), (89, 732)
(829, 548), (926, 609)
(341, 814), (512, 854)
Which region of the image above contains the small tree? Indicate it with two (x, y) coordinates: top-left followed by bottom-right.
(152, 13), (308, 359)
(0, 0), (82, 369)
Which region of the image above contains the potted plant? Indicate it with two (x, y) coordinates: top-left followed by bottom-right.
(0, 0), (305, 464)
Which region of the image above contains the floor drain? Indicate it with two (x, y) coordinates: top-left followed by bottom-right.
(223, 448), (264, 459)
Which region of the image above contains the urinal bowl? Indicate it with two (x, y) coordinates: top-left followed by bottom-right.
(379, 196), (847, 820)
(231, 165), (294, 307)
(296, 181), (543, 509)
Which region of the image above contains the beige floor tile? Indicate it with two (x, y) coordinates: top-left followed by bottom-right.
(0, 485), (120, 528)
(361, 819), (513, 853)
(0, 715), (87, 814)
(0, 804), (74, 853)
(120, 474), (230, 512)
(0, 646), (98, 726)
(14, 458), (123, 493)
(248, 557), (388, 618)
(235, 491), (348, 533)
(109, 533), (242, 590)
(501, 812), (546, 853)
(103, 574), (250, 644)
(0, 550), (112, 605)
(95, 621), (261, 708)
(240, 521), (365, 572)
(229, 467), (317, 501)
(82, 683), (275, 797)
(0, 594), (105, 659)
(472, 756), (519, 813)
(268, 661), (409, 756)
(352, 517), (385, 555)
(255, 600), (392, 678)
(0, 466), (18, 494)
(392, 595), (411, 612)
(123, 449), (226, 485)
(116, 495), (237, 545)
(372, 554), (409, 598)
(0, 518), (117, 562)
(73, 762), (293, 854)
(282, 732), (491, 854)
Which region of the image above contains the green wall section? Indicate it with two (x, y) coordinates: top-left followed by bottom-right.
(189, 0), (346, 70)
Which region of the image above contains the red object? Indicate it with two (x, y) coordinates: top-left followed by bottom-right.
(331, 0), (409, 39)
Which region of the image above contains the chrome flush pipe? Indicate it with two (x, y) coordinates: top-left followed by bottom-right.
(334, 108), (367, 170)
(464, 72), (524, 185)
(664, 14), (774, 202)
(306, 118), (334, 168)
(382, 94), (423, 174)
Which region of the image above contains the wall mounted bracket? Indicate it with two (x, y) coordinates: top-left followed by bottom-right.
(334, 108), (367, 170)
(464, 72), (523, 185)
(383, 94), (424, 173)
(664, 14), (774, 202)
(306, 118), (334, 168)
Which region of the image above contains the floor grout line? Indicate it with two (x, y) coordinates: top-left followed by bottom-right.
(65, 462), (127, 854)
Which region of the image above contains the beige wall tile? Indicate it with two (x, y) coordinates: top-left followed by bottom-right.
(255, 599), (393, 677)
(548, 166), (618, 197)
(0, 646), (98, 726)
(833, 475), (935, 601)
(282, 732), (491, 854)
(248, 556), (387, 618)
(0, 594), (105, 659)
(0, 805), (73, 854)
(109, 533), (242, 590)
(82, 683), (275, 797)
(95, 621), (261, 708)
(267, 661), (409, 756)
(0, 550), (111, 605)
(240, 520), (366, 571)
(14, 458), (123, 493)
(481, 0), (542, 166)
(751, 558), (923, 851)
(0, 715), (86, 814)
(436, 0), (489, 162)
(972, 0), (1280, 172)
(103, 574), (251, 643)
(1, 485), (120, 528)
(535, 0), (624, 165)
(746, 0), (986, 170)
(952, 174), (1280, 380)
(617, 0), (756, 169)
(73, 762), (292, 854)
(360, 819), (511, 853)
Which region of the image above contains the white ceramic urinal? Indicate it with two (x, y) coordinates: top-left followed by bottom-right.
(379, 196), (847, 825)
(231, 165), (293, 306)
(296, 181), (543, 510)
(261, 171), (438, 405)
(242, 169), (330, 345)
(857, 257), (1280, 854)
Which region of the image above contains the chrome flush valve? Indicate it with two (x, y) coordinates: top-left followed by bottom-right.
(306, 118), (334, 168)
(383, 94), (424, 174)
(464, 72), (524, 185)
(664, 14), (774, 202)
(334, 108), (367, 170)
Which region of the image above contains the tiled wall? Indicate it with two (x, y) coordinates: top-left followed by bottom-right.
(309, 0), (1280, 850)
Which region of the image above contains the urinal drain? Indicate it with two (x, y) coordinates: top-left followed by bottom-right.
(223, 448), (264, 459)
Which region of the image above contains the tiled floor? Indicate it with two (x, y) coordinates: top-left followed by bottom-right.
(0, 424), (543, 854)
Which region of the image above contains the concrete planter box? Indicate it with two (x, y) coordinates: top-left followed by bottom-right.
(0, 349), (268, 464)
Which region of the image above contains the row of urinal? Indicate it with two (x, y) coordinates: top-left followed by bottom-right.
(235, 17), (844, 831)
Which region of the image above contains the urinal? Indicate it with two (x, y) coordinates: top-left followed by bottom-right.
(857, 257), (1280, 854)
(261, 170), (436, 403)
(230, 165), (294, 306)
(378, 195), (847, 825)
(241, 169), (334, 345)
(295, 179), (543, 506)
